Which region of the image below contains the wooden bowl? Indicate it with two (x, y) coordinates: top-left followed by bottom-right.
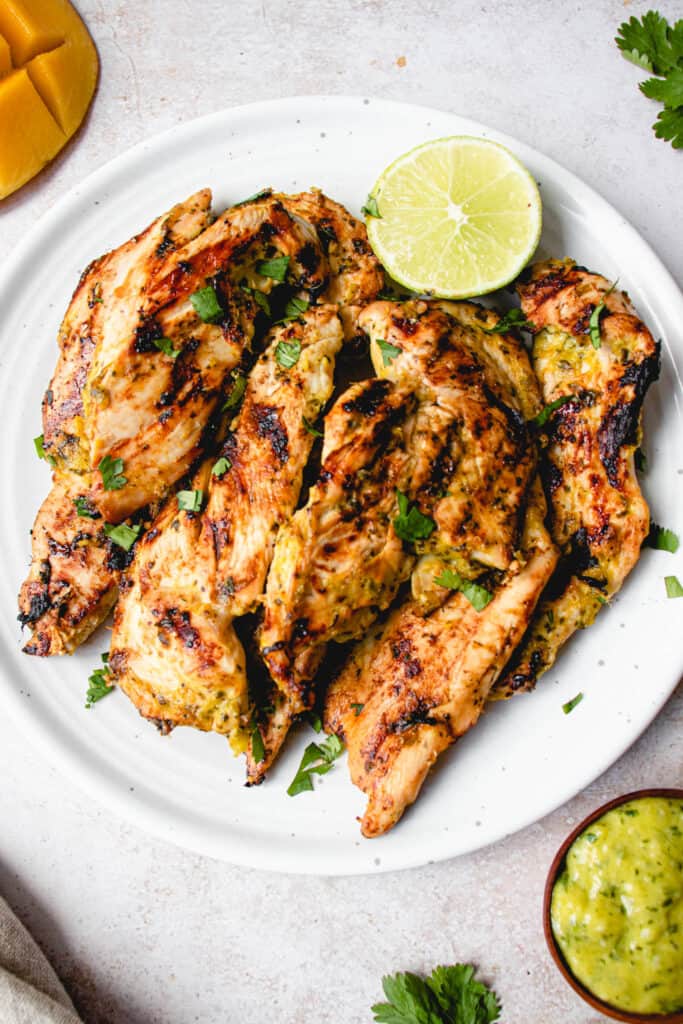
(543, 788), (683, 1023)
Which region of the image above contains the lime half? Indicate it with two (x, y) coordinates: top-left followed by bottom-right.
(365, 136), (542, 298)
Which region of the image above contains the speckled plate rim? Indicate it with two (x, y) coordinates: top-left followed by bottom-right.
(0, 95), (681, 876)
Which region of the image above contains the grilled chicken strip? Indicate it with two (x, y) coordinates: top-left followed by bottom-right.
(361, 299), (540, 610)
(324, 480), (559, 837)
(20, 191), (330, 655)
(494, 259), (660, 699)
(19, 191), (213, 656)
(281, 190), (384, 339)
(109, 307), (343, 749)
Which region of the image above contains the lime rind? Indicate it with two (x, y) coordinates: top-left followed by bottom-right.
(366, 135), (542, 298)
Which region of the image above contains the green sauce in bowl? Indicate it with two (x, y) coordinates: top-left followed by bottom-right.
(551, 796), (683, 1016)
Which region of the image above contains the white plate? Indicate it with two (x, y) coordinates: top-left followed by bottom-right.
(1, 97), (681, 875)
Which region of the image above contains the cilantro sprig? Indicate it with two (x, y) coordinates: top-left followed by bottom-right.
(376, 338), (402, 366)
(287, 734), (344, 796)
(190, 285), (224, 324)
(372, 963), (501, 1024)
(616, 12), (683, 148)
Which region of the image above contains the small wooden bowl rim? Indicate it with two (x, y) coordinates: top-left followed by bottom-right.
(543, 788), (683, 1023)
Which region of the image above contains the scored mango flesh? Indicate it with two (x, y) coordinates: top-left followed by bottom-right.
(0, 0), (98, 199)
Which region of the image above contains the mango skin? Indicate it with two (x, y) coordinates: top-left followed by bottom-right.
(0, 0), (98, 199)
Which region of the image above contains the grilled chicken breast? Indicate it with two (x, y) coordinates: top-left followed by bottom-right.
(495, 259), (660, 698)
(324, 480), (558, 836)
(109, 307), (344, 749)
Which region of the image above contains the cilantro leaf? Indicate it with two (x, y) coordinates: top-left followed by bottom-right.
(190, 285), (224, 323)
(434, 569), (493, 612)
(653, 105), (683, 148)
(428, 964), (501, 1023)
(531, 394), (575, 428)
(393, 491), (436, 544)
(351, 702), (364, 716)
(276, 337), (301, 368)
(251, 721), (266, 764)
(280, 297), (309, 322)
(645, 522), (680, 553)
(562, 692), (584, 714)
(665, 575), (683, 598)
(103, 522), (141, 552)
(362, 195), (382, 218)
(241, 284), (271, 316)
(233, 188), (272, 207)
(287, 734), (344, 797)
(484, 308), (534, 334)
(33, 433), (56, 466)
(376, 338), (402, 366)
(153, 337), (181, 359)
(177, 489), (203, 512)
(73, 496), (99, 519)
(212, 456), (231, 478)
(302, 415), (322, 437)
(616, 11), (679, 76)
(98, 454), (127, 490)
(222, 371), (247, 412)
(257, 255), (290, 282)
(86, 654), (113, 708)
(372, 964), (501, 1024)
(307, 711), (323, 733)
(640, 67), (683, 106)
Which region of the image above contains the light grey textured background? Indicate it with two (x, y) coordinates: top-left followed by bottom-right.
(1, 1), (681, 1022)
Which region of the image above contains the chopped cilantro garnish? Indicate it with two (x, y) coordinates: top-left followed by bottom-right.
(281, 297), (309, 322)
(302, 415), (322, 437)
(361, 195), (381, 218)
(646, 523), (680, 553)
(177, 489), (204, 512)
(257, 255), (290, 282)
(351, 702), (365, 716)
(393, 491), (435, 543)
(371, 963), (501, 1024)
(73, 496), (99, 519)
(212, 456), (231, 478)
(222, 371), (247, 412)
(190, 285), (223, 323)
(275, 337), (302, 369)
(532, 394), (575, 428)
(665, 575), (683, 599)
(307, 712), (323, 734)
(242, 285), (271, 316)
(589, 281), (618, 349)
(434, 569), (494, 612)
(233, 188), (272, 207)
(34, 434), (56, 466)
(98, 454), (127, 490)
(251, 720), (266, 764)
(103, 522), (141, 551)
(153, 336), (181, 359)
(85, 654), (113, 708)
(485, 308), (534, 334)
(287, 734), (344, 796)
(376, 338), (402, 366)
(562, 692), (584, 714)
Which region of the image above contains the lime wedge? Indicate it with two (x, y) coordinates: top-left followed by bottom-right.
(365, 136), (542, 298)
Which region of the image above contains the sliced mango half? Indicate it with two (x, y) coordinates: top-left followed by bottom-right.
(0, 0), (98, 199)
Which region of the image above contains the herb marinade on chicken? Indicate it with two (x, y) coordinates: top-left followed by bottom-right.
(18, 190), (660, 836)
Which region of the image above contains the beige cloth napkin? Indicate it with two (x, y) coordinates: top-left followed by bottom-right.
(0, 895), (83, 1024)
